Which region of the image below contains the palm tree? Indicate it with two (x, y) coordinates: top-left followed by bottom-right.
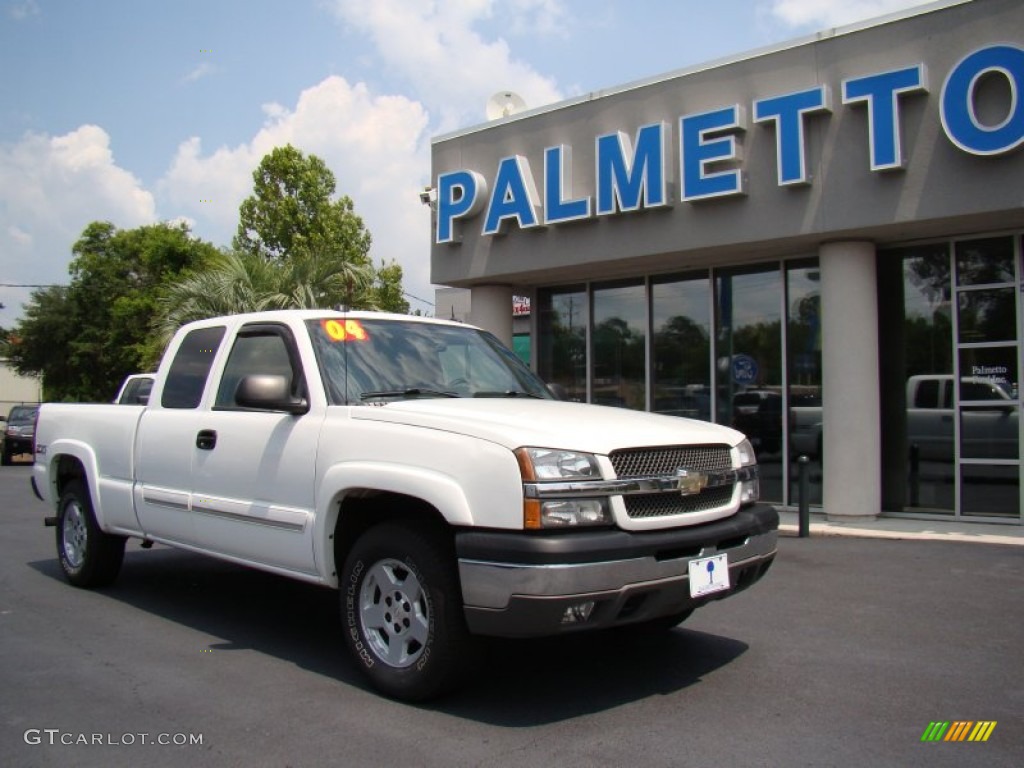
(152, 249), (376, 344)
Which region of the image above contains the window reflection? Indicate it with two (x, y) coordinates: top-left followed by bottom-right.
(957, 288), (1016, 343)
(879, 246), (955, 513)
(716, 267), (783, 503)
(538, 287), (587, 401)
(955, 236), (1014, 285)
(591, 282), (646, 410)
(652, 275), (711, 421)
(787, 262), (823, 506)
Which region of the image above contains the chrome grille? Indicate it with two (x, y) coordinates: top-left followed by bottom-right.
(610, 445), (732, 478)
(609, 445), (734, 519)
(625, 486), (735, 518)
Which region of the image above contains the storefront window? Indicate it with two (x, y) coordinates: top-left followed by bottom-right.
(537, 287), (587, 401)
(787, 261), (823, 506)
(715, 266), (783, 502)
(880, 236), (1021, 519)
(651, 275), (711, 421)
(591, 281), (646, 410)
(878, 245), (955, 513)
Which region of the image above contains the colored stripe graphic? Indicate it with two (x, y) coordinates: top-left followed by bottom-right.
(968, 722), (997, 742)
(945, 721), (972, 741)
(921, 721), (997, 742)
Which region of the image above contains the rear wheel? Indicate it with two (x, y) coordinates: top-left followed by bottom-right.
(340, 521), (477, 701)
(56, 480), (126, 587)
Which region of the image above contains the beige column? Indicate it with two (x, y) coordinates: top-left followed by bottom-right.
(468, 285), (513, 347)
(820, 241), (880, 521)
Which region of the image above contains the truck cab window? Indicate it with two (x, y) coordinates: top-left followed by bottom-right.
(914, 379), (939, 408)
(216, 330), (303, 409)
(161, 326), (226, 409)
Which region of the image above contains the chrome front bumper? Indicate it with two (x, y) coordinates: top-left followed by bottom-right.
(456, 503), (778, 637)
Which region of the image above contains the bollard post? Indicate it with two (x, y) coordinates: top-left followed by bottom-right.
(909, 443), (920, 507)
(798, 454), (810, 538)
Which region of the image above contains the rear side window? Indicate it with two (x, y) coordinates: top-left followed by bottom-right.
(161, 326), (226, 409)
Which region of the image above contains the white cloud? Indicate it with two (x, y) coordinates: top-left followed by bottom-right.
(768, 0), (935, 28)
(330, 0), (564, 130)
(8, 0), (39, 21)
(182, 61), (217, 84)
(0, 125), (156, 318)
(158, 75), (437, 312)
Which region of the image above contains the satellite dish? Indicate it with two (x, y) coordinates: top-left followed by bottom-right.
(486, 91), (528, 120)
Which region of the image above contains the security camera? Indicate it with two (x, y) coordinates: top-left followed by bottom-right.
(419, 186), (436, 206)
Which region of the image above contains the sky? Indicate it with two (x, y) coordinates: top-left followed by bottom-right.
(0, 0), (939, 323)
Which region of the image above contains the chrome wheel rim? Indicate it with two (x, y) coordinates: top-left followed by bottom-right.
(62, 500), (88, 569)
(359, 558), (429, 668)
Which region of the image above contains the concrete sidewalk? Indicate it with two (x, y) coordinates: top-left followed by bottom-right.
(777, 508), (1024, 546)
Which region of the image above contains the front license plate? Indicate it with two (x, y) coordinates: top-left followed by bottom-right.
(689, 553), (730, 598)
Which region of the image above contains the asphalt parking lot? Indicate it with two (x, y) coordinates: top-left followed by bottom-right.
(1, 464), (1021, 768)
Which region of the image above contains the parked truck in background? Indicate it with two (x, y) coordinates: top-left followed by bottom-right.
(785, 373), (1017, 461)
(31, 310), (777, 701)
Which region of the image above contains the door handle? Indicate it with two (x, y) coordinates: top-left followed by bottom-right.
(196, 429), (217, 450)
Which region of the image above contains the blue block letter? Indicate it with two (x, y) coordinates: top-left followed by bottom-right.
(436, 170), (487, 244)
(754, 86), (831, 185)
(843, 65), (927, 171)
(544, 145), (591, 224)
(595, 122), (670, 216)
(941, 45), (1024, 156)
(483, 156), (542, 236)
(680, 106), (747, 201)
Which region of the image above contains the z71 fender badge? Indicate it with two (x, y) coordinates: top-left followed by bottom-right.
(676, 468), (709, 496)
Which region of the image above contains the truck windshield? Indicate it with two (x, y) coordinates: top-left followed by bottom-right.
(306, 318), (553, 404)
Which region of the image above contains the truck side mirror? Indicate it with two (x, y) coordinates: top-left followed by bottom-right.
(235, 374), (309, 415)
(547, 382), (569, 401)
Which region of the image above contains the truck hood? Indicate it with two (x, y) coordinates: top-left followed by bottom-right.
(349, 398), (745, 454)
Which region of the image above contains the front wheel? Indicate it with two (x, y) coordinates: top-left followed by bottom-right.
(56, 480), (126, 588)
(340, 521), (477, 701)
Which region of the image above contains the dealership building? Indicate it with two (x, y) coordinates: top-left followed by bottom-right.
(429, 0), (1024, 524)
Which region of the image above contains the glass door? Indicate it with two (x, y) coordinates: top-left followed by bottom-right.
(954, 236), (1021, 519)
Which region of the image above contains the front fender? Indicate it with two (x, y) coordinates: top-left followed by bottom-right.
(312, 461), (477, 587)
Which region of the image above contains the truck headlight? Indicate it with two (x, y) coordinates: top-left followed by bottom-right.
(516, 447), (599, 480)
(515, 447), (610, 529)
(735, 438), (760, 506)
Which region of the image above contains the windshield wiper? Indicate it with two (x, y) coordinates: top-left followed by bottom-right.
(360, 388), (459, 401)
(473, 390), (544, 399)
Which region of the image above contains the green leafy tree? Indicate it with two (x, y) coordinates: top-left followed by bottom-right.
(9, 221), (218, 401)
(148, 145), (409, 333)
(233, 144), (373, 267)
(371, 260), (410, 314)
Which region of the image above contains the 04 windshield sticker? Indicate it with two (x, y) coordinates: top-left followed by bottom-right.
(321, 319), (369, 342)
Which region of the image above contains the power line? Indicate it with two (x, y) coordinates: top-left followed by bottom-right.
(402, 291), (434, 307)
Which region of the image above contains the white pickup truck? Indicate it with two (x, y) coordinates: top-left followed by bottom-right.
(31, 310), (777, 700)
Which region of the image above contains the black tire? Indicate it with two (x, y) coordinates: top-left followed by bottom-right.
(1, 447), (11, 466)
(56, 480), (126, 588)
(340, 520), (477, 701)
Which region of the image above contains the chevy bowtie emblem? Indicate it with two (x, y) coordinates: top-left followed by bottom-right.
(676, 468), (709, 496)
